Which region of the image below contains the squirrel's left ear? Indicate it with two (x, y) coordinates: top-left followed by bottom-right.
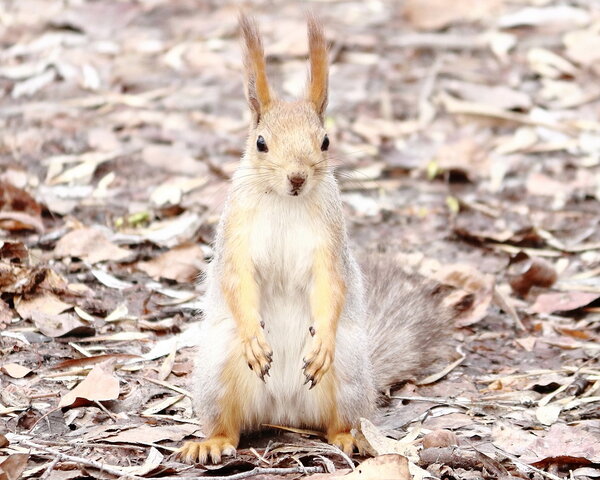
(306, 15), (328, 120)
(239, 14), (272, 126)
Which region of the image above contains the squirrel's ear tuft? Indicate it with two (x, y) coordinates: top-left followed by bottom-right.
(306, 14), (328, 119)
(239, 13), (272, 124)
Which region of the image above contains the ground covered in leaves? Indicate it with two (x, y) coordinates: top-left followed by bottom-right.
(1, 0), (599, 479)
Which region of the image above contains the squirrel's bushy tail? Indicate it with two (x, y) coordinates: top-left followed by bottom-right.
(362, 256), (462, 392)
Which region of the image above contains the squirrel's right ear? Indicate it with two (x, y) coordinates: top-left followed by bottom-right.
(239, 14), (272, 125)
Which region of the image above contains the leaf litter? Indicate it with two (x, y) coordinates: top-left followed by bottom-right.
(1, 0), (599, 479)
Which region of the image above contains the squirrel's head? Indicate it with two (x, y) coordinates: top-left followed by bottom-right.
(239, 14), (329, 198)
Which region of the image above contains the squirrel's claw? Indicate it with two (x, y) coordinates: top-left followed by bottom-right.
(302, 337), (334, 388)
(243, 332), (273, 382)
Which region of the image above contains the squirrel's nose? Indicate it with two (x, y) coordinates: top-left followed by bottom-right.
(288, 174), (306, 190)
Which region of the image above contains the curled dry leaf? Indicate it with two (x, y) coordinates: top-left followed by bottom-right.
(508, 254), (557, 296)
(0, 241), (28, 262)
(54, 227), (131, 264)
(121, 447), (163, 476)
(58, 360), (120, 408)
(0, 181), (43, 232)
(358, 418), (419, 462)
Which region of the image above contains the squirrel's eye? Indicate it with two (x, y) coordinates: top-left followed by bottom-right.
(320, 134), (330, 152)
(256, 135), (268, 153)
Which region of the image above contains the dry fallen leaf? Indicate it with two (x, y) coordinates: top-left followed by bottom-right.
(535, 404), (562, 426)
(1, 363), (32, 379)
(358, 418), (419, 462)
(0, 181), (43, 232)
(59, 360), (120, 408)
(422, 429), (459, 449)
(54, 227), (131, 264)
(0, 454), (29, 480)
(103, 423), (201, 444)
(508, 255), (557, 296)
(308, 455), (411, 480)
(137, 243), (206, 283)
(494, 423), (600, 466)
(121, 447), (163, 476)
(403, 0), (501, 31)
(14, 293), (93, 337)
(531, 291), (600, 314)
(563, 29), (600, 68)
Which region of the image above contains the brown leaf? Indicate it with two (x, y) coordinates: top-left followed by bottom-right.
(137, 243), (206, 283)
(54, 227), (131, 264)
(0, 181), (43, 232)
(508, 255), (557, 296)
(1, 363), (32, 379)
(0, 241), (28, 262)
(0, 454), (29, 480)
(14, 293), (93, 337)
(0, 299), (12, 327)
(422, 429), (459, 448)
(531, 291), (600, 314)
(15, 292), (72, 318)
(59, 360), (120, 408)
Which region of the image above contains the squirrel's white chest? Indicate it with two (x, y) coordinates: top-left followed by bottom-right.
(249, 200), (322, 290)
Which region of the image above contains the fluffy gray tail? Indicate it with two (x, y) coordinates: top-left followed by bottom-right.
(362, 256), (464, 392)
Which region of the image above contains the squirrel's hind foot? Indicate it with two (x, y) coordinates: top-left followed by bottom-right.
(327, 431), (356, 456)
(178, 437), (237, 464)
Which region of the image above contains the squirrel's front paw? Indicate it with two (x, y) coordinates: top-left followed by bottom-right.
(242, 328), (273, 381)
(302, 335), (334, 388)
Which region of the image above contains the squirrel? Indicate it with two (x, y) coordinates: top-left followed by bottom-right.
(178, 14), (457, 464)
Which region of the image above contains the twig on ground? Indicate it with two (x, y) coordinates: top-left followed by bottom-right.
(39, 455), (61, 480)
(142, 376), (193, 397)
(18, 440), (147, 480)
(159, 466), (325, 480)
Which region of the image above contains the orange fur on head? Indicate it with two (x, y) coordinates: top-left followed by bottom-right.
(239, 14), (272, 123)
(306, 14), (328, 118)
